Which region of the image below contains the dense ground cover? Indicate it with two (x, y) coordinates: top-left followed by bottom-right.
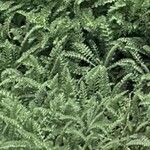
(0, 0), (150, 149)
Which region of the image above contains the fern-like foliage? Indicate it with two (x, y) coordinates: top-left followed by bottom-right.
(0, 0), (149, 149)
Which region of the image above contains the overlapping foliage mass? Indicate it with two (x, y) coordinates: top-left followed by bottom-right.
(0, 0), (150, 149)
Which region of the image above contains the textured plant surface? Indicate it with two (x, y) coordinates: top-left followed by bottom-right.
(0, 0), (150, 149)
